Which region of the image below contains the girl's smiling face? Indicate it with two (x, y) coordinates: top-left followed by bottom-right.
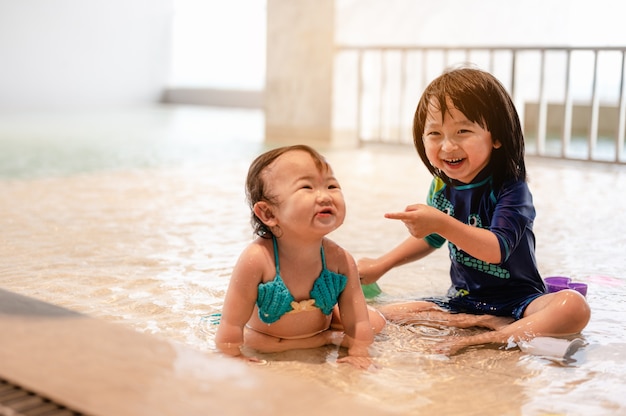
(257, 150), (345, 239)
(422, 98), (501, 184)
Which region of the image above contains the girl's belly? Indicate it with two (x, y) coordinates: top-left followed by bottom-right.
(247, 306), (333, 339)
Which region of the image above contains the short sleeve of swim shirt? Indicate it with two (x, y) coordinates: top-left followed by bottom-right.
(424, 176), (450, 249)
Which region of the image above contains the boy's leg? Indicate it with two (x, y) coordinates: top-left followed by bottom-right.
(434, 290), (590, 355)
(330, 305), (387, 334)
(378, 301), (513, 330)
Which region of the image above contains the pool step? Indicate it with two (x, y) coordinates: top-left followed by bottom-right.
(0, 378), (81, 416)
(0, 289), (387, 416)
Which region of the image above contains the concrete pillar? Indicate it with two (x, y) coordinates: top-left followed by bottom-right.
(265, 0), (335, 146)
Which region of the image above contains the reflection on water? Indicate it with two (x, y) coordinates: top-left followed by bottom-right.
(1, 106), (625, 415)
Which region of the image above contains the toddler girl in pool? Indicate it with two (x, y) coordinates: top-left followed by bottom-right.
(216, 145), (386, 369)
(357, 67), (590, 355)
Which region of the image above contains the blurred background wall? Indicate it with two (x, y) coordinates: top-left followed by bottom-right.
(0, 0), (624, 137)
(0, 0), (172, 111)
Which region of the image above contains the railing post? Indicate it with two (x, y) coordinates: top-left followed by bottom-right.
(421, 48), (428, 94)
(356, 49), (363, 145)
(618, 50), (626, 162)
(562, 49), (573, 158)
(589, 50), (600, 160)
(537, 49), (548, 156)
(510, 50), (517, 104)
(378, 50), (386, 142)
(399, 49), (407, 143)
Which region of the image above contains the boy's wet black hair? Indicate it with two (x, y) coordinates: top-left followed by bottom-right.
(413, 67), (526, 189)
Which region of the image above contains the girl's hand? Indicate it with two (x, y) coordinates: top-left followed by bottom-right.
(385, 204), (444, 239)
(337, 355), (378, 370)
(239, 355), (268, 365)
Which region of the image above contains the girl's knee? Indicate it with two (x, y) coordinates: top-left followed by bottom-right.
(368, 307), (387, 334)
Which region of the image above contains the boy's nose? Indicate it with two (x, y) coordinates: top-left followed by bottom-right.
(441, 135), (458, 150)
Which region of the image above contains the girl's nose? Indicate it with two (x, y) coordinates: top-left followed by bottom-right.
(317, 189), (331, 201)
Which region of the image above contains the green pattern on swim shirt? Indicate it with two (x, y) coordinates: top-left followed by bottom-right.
(432, 190), (454, 217)
(433, 195), (511, 280)
(450, 244), (511, 279)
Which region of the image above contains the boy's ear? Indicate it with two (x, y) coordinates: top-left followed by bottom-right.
(253, 201), (277, 226)
(493, 139), (502, 149)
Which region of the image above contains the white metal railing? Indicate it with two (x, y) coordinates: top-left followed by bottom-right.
(336, 45), (626, 163)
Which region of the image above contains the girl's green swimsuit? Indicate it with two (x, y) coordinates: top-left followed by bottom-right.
(256, 236), (348, 324)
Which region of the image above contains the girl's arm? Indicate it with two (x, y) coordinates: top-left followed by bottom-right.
(357, 236), (436, 284)
(215, 244), (264, 357)
(335, 248), (375, 364)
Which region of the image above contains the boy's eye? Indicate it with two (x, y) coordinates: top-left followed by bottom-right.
(423, 131), (441, 142)
(424, 131), (441, 139)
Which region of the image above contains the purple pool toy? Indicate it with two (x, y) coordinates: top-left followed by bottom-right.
(544, 276), (587, 297)
(568, 282), (588, 297)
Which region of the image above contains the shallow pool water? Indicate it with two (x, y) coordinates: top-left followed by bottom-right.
(1, 106), (625, 415)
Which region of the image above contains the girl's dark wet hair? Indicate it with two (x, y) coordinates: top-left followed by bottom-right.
(245, 144), (330, 238)
(413, 67), (526, 189)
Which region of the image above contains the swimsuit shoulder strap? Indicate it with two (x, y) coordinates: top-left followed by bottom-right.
(310, 242), (348, 315)
(256, 235), (292, 324)
(272, 235), (280, 276)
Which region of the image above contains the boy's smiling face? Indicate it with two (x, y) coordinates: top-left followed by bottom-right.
(422, 98), (501, 184)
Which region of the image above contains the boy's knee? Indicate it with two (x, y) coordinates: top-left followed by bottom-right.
(560, 290), (591, 332)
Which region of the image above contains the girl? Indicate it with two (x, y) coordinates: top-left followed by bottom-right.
(216, 145), (385, 368)
(358, 67), (590, 355)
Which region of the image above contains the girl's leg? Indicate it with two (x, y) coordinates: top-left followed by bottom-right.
(244, 304), (390, 354)
(435, 289), (591, 355)
(330, 305), (387, 334)
(244, 327), (344, 353)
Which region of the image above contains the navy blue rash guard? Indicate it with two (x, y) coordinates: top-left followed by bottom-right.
(424, 167), (546, 304)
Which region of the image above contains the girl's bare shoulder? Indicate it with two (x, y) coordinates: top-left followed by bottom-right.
(233, 237), (276, 280)
(322, 238), (355, 270)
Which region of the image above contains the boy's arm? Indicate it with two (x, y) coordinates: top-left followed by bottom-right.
(435, 214), (502, 263)
(358, 236), (436, 284)
(386, 204), (501, 264)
